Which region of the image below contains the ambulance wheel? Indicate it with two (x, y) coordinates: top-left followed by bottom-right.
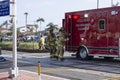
(77, 47), (89, 60)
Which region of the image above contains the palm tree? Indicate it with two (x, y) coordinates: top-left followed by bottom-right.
(0, 26), (2, 28)
(8, 18), (13, 35)
(0, 21), (8, 28)
(9, 25), (13, 31)
(9, 18), (13, 24)
(0, 26), (2, 36)
(36, 17), (45, 31)
(34, 24), (38, 32)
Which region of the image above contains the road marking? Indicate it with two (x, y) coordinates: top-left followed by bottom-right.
(70, 69), (120, 77)
(103, 76), (120, 80)
(39, 67), (71, 73)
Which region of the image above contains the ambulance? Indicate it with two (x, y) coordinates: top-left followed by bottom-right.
(63, 6), (120, 59)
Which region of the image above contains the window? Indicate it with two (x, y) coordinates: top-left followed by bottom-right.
(99, 20), (105, 30)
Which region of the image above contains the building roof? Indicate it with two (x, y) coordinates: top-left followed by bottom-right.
(0, 28), (8, 30)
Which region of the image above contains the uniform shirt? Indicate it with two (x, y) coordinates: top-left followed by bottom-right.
(57, 31), (66, 47)
(47, 33), (56, 46)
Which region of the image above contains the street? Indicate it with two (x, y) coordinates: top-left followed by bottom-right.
(0, 50), (120, 80)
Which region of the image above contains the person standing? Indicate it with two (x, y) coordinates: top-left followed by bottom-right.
(47, 29), (56, 59)
(56, 28), (67, 61)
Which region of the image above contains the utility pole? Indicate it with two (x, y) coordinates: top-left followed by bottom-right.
(9, 0), (18, 78)
(97, 0), (99, 9)
(24, 12), (28, 32)
(111, 0), (113, 7)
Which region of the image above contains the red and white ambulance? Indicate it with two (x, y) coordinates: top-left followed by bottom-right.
(63, 6), (120, 59)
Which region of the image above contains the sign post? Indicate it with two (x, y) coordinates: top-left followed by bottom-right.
(0, 0), (18, 78)
(8, 0), (18, 78)
(11, 0), (18, 78)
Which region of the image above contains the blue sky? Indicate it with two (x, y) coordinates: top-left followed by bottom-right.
(0, 0), (120, 30)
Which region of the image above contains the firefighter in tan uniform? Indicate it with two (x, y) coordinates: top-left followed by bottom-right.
(56, 28), (67, 61)
(47, 29), (56, 59)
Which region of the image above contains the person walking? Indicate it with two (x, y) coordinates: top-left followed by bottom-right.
(56, 28), (67, 61)
(46, 29), (57, 59)
(39, 35), (45, 50)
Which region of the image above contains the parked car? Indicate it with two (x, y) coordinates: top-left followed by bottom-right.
(3, 36), (13, 41)
(33, 36), (40, 42)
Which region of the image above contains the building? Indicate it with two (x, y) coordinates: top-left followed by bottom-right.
(0, 28), (11, 36)
(17, 24), (38, 35)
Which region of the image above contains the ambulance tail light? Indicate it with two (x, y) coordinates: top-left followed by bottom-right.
(72, 15), (80, 20)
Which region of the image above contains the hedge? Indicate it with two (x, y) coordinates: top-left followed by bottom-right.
(0, 41), (39, 50)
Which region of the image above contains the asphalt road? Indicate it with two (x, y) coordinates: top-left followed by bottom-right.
(0, 50), (120, 80)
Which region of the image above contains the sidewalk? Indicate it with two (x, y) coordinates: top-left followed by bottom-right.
(0, 70), (69, 80)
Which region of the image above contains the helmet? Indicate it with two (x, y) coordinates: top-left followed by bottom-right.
(48, 29), (53, 34)
(50, 29), (54, 32)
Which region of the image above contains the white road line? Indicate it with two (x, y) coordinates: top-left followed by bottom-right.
(69, 69), (120, 77)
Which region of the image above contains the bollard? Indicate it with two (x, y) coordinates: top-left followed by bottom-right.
(38, 61), (41, 80)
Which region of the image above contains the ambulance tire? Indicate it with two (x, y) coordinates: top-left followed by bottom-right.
(77, 47), (89, 60)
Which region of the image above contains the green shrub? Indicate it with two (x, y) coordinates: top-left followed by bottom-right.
(18, 41), (39, 50)
(0, 41), (12, 48)
(0, 41), (39, 50)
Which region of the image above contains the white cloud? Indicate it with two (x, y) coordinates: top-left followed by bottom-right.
(23, 1), (55, 10)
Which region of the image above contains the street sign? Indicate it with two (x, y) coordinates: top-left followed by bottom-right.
(0, 0), (10, 16)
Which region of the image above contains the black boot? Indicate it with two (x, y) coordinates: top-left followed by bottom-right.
(50, 56), (53, 59)
(56, 56), (59, 60)
(60, 58), (64, 61)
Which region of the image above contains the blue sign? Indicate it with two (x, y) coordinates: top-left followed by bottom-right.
(0, 0), (10, 16)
